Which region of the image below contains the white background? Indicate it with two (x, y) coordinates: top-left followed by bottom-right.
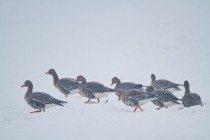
(0, 0), (210, 140)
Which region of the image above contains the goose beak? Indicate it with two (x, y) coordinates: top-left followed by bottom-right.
(21, 84), (25, 88)
(45, 71), (49, 74)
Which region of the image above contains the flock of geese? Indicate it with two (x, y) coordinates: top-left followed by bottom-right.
(21, 69), (203, 113)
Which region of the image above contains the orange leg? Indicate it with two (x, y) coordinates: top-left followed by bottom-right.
(133, 106), (138, 112)
(133, 105), (143, 112)
(79, 92), (84, 97)
(85, 99), (91, 104)
(30, 109), (42, 113)
(137, 105), (144, 111)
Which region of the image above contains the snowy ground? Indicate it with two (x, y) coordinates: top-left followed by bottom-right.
(1, 0), (210, 140)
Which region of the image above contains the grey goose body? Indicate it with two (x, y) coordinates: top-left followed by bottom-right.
(119, 89), (156, 112)
(182, 81), (202, 107)
(151, 99), (166, 109)
(46, 69), (81, 97)
(22, 80), (67, 113)
(77, 75), (114, 103)
(111, 77), (144, 97)
(151, 74), (183, 93)
(146, 86), (181, 109)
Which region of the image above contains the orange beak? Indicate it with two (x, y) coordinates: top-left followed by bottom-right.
(45, 71), (49, 74)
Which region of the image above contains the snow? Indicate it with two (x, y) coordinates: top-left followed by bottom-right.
(1, 0), (210, 140)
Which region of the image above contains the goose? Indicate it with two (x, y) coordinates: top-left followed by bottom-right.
(77, 75), (114, 104)
(46, 69), (81, 97)
(118, 89), (156, 112)
(111, 77), (144, 98)
(182, 81), (202, 107)
(151, 74), (183, 93)
(146, 86), (181, 109)
(21, 80), (67, 113)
